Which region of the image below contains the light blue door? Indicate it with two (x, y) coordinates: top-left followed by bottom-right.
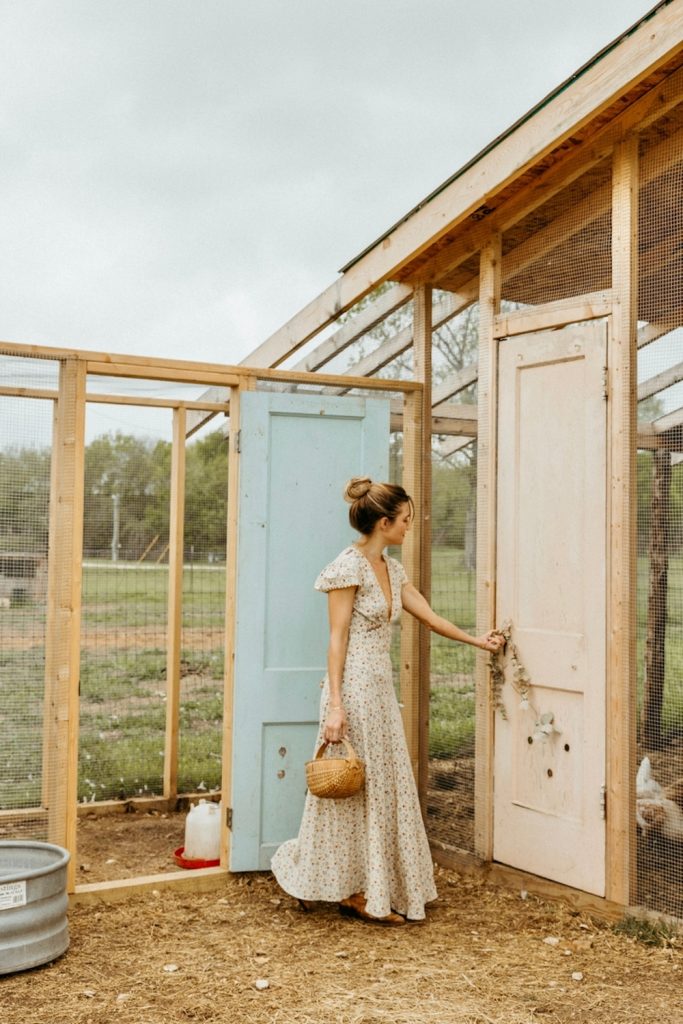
(230, 391), (389, 870)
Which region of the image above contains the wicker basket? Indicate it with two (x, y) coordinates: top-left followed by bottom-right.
(305, 739), (365, 799)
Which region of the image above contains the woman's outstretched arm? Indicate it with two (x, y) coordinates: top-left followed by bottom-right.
(401, 582), (503, 653)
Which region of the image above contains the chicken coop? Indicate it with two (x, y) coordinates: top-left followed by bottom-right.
(2, 0), (683, 923)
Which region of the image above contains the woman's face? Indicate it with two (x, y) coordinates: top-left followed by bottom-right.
(380, 502), (412, 546)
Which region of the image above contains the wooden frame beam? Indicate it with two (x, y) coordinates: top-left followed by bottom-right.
(414, 287), (432, 805)
(220, 377), (256, 869)
(86, 393), (230, 412)
(400, 386), (423, 778)
(163, 408), (187, 802)
(474, 236), (502, 861)
(638, 321), (678, 349)
(290, 283), (413, 373)
(493, 291), (612, 338)
(606, 136), (639, 907)
(432, 363), (478, 408)
(390, 399), (477, 436)
(0, 340), (241, 384)
(651, 405), (683, 433)
(43, 358), (86, 892)
(437, 435), (476, 458)
(0, 386), (58, 400)
(638, 358), (683, 401)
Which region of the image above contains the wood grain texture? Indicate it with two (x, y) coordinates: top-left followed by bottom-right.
(607, 137), (639, 907)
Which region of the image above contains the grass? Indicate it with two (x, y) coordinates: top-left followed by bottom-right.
(613, 915), (679, 947)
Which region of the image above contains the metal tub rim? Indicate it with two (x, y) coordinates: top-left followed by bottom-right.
(0, 840), (70, 883)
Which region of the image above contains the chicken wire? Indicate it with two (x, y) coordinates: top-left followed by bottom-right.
(79, 401), (229, 812)
(0, 354), (59, 842)
(426, 436), (477, 854)
(502, 157), (612, 307)
(635, 105), (683, 921)
(79, 401), (172, 806)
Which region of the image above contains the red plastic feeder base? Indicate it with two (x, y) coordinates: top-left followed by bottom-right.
(173, 846), (220, 870)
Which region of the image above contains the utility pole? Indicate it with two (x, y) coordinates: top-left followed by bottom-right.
(111, 493), (120, 563)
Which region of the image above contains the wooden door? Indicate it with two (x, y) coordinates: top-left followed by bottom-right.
(494, 322), (607, 896)
(229, 390), (389, 870)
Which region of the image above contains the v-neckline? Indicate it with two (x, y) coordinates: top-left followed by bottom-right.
(353, 545), (392, 621)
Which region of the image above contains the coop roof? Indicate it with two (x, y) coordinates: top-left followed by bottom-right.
(241, 0), (683, 370)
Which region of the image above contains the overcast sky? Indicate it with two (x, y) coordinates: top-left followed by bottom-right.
(0, 0), (660, 379)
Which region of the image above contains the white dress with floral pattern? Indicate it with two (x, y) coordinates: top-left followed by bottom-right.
(270, 545), (437, 920)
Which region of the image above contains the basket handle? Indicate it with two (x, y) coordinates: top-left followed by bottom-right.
(314, 738), (360, 762)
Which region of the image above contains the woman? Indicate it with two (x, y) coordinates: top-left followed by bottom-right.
(271, 477), (503, 924)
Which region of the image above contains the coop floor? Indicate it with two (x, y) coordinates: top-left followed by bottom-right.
(3, 866), (682, 1024)
(77, 810), (187, 882)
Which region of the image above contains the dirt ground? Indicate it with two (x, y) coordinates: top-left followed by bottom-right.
(1, 814), (681, 1024)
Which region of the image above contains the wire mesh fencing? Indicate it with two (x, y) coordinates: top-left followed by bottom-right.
(0, 354), (59, 841)
(635, 104), (683, 920)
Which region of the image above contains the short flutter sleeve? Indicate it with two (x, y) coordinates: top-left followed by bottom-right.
(314, 548), (361, 592)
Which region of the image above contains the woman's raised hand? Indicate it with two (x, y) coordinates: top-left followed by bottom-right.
(478, 631), (505, 653)
(324, 706), (347, 744)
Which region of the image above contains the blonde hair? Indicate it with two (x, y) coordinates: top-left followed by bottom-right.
(343, 477), (413, 535)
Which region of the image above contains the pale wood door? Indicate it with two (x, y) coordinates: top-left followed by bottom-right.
(229, 390), (389, 871)
(493, 322), (607, 896)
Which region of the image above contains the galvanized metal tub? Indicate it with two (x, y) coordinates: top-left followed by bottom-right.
(0, 841), (70, 974)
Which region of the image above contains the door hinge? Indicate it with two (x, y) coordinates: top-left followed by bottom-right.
(226, 806), (233, 830)
(602, 366), (609, 401)
(600, 784), (607, 820)
(234, 429), (241, 454)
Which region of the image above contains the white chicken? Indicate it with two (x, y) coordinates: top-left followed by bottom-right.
(636, 756), (683, 841)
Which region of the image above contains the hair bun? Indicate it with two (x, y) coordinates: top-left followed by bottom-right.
(344, 476), (373, 502)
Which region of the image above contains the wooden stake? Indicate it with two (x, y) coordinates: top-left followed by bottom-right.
(607, 136), (638, 907)
(164, 408), (187, 801)
(137, 533), (160, 564)
(474, 236), (502, 861)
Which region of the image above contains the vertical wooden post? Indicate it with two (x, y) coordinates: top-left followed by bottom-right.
(220, 377), (255, 869)
(42, 399), (60, 815)
(474, 236), (502, 860)
(412, 286), (432, 803)
(164, 407), (187, 801)
(43, 358), (86, 892)
(642, 448), (671, 750)
(400, 384), (422, 779)
(608, 136), (638, 907)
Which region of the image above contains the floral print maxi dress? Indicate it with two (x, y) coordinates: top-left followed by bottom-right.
(270, 545), (437, 921)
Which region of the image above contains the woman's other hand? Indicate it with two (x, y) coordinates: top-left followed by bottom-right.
(324, 706), (347, 744)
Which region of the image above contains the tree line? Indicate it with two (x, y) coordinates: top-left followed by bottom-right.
(0, 429), (230, 560)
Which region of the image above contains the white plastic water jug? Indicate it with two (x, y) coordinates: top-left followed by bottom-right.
(184, 799), (221, 861)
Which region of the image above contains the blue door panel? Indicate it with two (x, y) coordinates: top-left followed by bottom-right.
(230, 391), (389, 870)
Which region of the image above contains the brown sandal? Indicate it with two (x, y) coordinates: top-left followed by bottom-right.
(339, 893), (406, 926)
